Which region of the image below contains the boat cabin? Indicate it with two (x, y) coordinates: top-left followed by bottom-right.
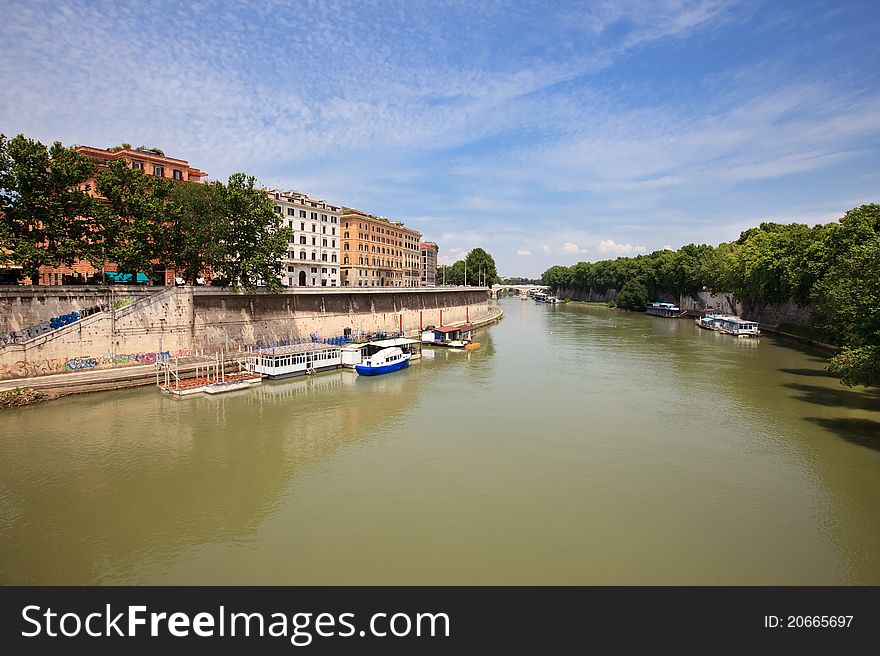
(646, 302), (682, 317)
(715, 316), (760, 337)
(246, 343), (342, 379)
(421, 324), (474, 344)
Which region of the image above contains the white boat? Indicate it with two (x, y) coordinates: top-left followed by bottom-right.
(355, 347), (411, 375)
(715, 315), (761, 337)
(696, 312), (725, 330)
(646, 302), (682, 317)
(246, 343), (342, 379)
(203, 380), (251, 394)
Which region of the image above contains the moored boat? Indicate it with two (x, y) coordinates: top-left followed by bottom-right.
(715, 315), (761, 337)
(203, 380), (252, 394)
(355, 347), (411, 376)
(646, 301), (682, 318)
(696, 311), (725, 330)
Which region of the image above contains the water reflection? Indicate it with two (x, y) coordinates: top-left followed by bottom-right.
(1, 300), (879, 584)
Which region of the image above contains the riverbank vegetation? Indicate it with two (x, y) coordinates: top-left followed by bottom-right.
(435, 248), (499, 286)
(542, 204), (880, 387)
(0, 133), (290, 291)
(0, 387), (51, 410)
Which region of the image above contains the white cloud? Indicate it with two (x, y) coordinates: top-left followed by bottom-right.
(516, 249), (531, 256)
(542, 244), (551, 254)
(662, 244), (674, 251)
(562, 242), (580, 254)
(597, 239), (645, 255)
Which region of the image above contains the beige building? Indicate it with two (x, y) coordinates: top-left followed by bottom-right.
(340, 209), (422, 287)
(267, 189), (341, 287)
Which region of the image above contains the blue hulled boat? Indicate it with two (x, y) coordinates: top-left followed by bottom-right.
(355, 347), (411, 376)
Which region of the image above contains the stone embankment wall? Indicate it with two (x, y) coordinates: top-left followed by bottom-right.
(678, 291), (813, 327)
(0, 286), (490, 380)
(556, 287), (813, 327)
(0, 286), (159, 335)
(192, 288), (488, 350)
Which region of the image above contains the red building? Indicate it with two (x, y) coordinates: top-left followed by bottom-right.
(31, 145), (207, 286)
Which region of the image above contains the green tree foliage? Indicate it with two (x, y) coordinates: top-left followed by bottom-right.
(539, 203), (880, 386)
(164, 181), (226, 284)
(437, 248), (498, 286)
(213, 173), (292, 292)
(464, 247), (498, 286)
(96, 158), (175, 280)
(615, 279), (649, 311)
(812, 236), (880, 386)
(0, 134), (97, 283)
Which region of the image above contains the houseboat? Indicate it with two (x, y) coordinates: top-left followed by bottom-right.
(715, 316), (761, 337)
(534, 293), (548, 303)
(245, 343), (342, 379)
(421, 324), (475, 347)
(355, 347), (410, 376)
(646, 301), (682, 318)
(695, 311), (725, 330)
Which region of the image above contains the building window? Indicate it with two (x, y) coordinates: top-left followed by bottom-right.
(300, 210), (306, 218)
(300, 236), (306, 244)
(322, 267), (327, 274)
(300, 250), (306, 259)
(311, 252), (317, 261)
(153, 165), (164, 177)
(311, 212), (317, 220)
(321, 214), (328, 221)
(322, 239), (327, 247)
(321, 253), (328, 261)
(131, 161), (144, 171)
(173, 169), (183, 180)
(287, 208), (295, 215)
(274, 206), (282, 213)
(321, 279), (327, 286)
(331, 254), (337, 262)
(311, 267), (317, 273)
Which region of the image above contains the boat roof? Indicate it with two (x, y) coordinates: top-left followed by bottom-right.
(371, 346), (403, 357)
(431, 324), (473, 334)
(368, 338), (420, 347)
(258, 342), (339, 356)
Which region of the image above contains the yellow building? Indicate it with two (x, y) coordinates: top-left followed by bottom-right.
(340, 209), (422, 287)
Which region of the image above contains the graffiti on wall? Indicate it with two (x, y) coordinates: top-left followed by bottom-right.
(1, 305), (106, 346)
(0, 348), (193, 380)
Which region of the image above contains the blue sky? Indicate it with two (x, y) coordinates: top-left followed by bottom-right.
(1, 0), (879, 277)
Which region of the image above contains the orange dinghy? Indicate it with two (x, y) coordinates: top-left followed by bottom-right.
(464, 342), (481, 350)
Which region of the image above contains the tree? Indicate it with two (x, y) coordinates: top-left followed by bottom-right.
(163, 181), (225, 284)
(464, 247), (498, 286)
(213, 173), (291, 292)
(0, 134), (97, 283)
(812, 237), (880, 386)
(96, 158), (175, 281)
(616, 279), (649, 311)
(542, 265), (572, 289)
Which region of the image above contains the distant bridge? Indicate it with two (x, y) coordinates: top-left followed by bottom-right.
(490, 284), (549, 299)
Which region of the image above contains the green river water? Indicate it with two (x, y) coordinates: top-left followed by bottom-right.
(1, 298), (879, 584)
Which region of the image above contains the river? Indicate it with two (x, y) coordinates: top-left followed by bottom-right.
(1, 298), (878, 584)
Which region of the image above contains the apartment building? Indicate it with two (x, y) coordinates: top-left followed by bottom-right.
(34, 146), (207, 286)
(267, 189), (341, 287)
(419, 242), (438, 287)
(339, 209), (422, 287)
